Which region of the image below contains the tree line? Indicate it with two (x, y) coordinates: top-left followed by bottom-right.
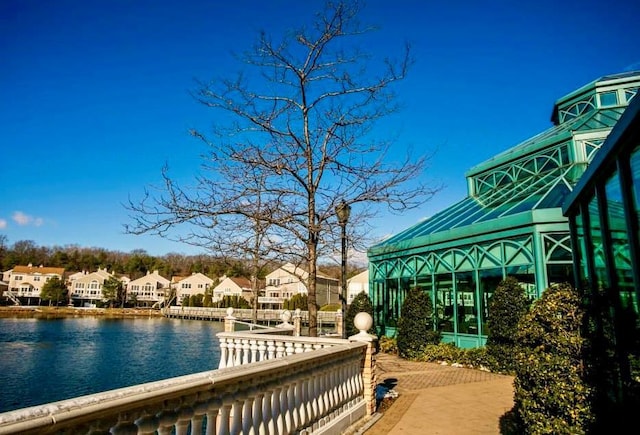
(0, 236), (361, 281)
(0, 236), (262, 280)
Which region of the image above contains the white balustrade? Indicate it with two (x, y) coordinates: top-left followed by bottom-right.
(0, 314), (377, 435)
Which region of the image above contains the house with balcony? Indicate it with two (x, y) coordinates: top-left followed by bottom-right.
(260, 262), (339, 309)
(67, 267), (129, 307)
(68, 267), (112, 307)
(212, 276), (254, 304)
(4, 264), (65, 305)
(173, 272), (215, 305)
(126, 270), (170, 307)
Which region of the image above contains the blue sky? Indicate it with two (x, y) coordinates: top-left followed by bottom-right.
(1, 0), (639, 256)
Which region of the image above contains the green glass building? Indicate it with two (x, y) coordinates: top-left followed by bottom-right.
(562, 80), (640, 420)
(367, 71), (640, 348)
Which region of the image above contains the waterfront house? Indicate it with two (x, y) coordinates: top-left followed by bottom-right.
(347, 269), (369, 303)
(4, 264), (65, 305)
(212, 276), (254, 304)
(261, 262), (340, 309)
(68, 267), (112, 307)
(126, 270), (170, 307)
(67, 268), (129, 307)
(173, 272), (215, 305)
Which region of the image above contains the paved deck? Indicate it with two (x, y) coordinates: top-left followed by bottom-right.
(360, 352), (515, 435)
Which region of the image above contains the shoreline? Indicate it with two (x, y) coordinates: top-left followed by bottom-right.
(0, 306), (164, 319)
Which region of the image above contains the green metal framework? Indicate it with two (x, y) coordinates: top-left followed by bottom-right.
(368, 71), (640, 348)
(562, 83), (640, 426)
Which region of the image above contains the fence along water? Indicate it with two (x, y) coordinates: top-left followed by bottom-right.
(0, 312), (377, 435)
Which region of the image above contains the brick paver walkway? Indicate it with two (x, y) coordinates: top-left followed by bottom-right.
(361, 352), (515, 435)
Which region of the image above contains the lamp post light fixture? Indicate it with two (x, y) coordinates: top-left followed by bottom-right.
(335, 200), (351, 339)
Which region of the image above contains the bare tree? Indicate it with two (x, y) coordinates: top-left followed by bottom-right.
(126, 0), (439, 336)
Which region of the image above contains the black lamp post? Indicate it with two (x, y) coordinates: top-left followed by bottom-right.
(335, 200), (351, 338)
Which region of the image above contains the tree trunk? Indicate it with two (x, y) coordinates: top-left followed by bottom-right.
(307, 241), (318, 337)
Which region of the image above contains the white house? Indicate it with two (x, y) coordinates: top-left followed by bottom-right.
(67, 267), (129, 307)
(261, 262), (339, 308)
(212, 276), (254, 303)
(173, 272), (215, 305)
(68, 267), (112, 307)
(127, 270), (171, 307)
(346, 269), (369, 303)
(4, 264), (65, 305)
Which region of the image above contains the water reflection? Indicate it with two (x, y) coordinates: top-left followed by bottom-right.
(0, 317), (223, 413)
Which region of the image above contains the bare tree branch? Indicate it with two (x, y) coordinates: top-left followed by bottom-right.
(125, 0), (441, 336)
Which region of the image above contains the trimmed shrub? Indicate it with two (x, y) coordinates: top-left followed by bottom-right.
(396, 287), (440, 358)
(486, 277), (530, 373)
(513, 283), (593, 433)
(345, 291), (375, 337)
(378, 336), (397, 354)
(283, 293), (308, 311)
(414, 343), (492, 370)
(216, 295), (251, 309)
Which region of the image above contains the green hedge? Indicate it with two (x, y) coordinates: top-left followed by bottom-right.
(396, 287), (440, 358)
(513, 283), (593, 434)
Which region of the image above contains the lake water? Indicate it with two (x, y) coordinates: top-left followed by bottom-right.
(0, 317), (223, 413)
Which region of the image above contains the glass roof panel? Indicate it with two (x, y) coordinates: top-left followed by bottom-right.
(370, 83), (638, 254)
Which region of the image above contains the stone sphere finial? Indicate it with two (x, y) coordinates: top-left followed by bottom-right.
(281, 309), (292, 323)
(295, 308), (301, 316)
(226, 307), (234, 317)
(354, 312), (373, 334)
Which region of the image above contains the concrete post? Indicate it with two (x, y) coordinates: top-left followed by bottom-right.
(293, 308), (302, 337)
(335, 309), (344, 338)
(224, 307), (236, 333)
(349, 312), (378, 416)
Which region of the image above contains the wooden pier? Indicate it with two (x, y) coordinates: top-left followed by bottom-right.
(164, 306), (338, 326)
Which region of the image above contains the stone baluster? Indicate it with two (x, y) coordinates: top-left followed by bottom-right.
(299, 371), (310, 429)
(175, 405), (194, 435)
(241, 387), (256, 434)
(204, 397), (222, 435)
(110, 412), (138, 435)
(257, 339), (267, 361)
(267, 339), (276, 359)
(287, 375), (299, 430)
(280, 378), (292, 433)
(230, 393), (244, 435)
(262, 385), (275, 435)
(241, 339), (251, 364)
(226, 339), (236, 368)
(233, 339), (243, 367)
(340, 362), (348, 405)
(156, 407), (178, 435)
(136, 413), (160, 435)
(218, 393), (234, 435)
(218, 338), (228, 369)
(190, 401), (208, 435)
(285, 340), (295, 356)
(316, 370), (326, 418)
(275, 340), (285, 358)
(250, 386), (264, 435)
(347, 359), (356, 400)
(250, 339), (258, 362)
(272, 382), (284, 435)
(320, 368), (330, 415)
